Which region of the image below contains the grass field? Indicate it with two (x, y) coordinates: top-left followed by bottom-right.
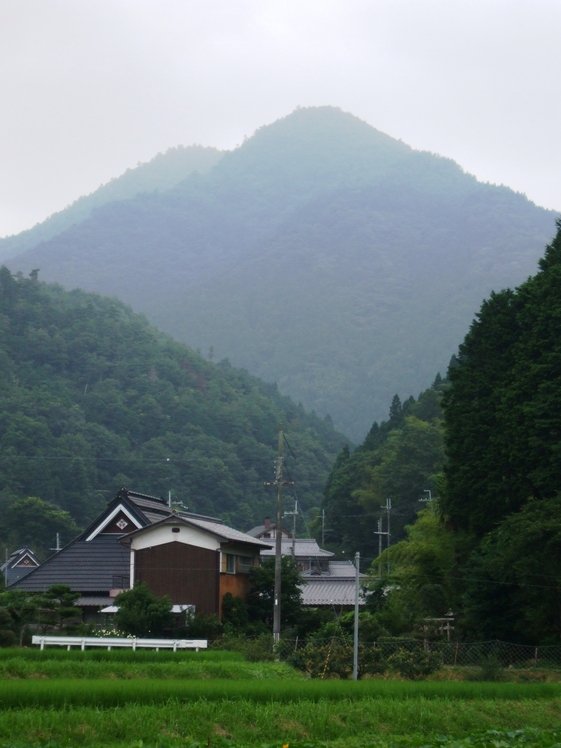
(0, 649), (560, 747)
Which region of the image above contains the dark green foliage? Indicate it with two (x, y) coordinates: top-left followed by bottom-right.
(0, 268), (345, 546)
(114, 583), (173, 637)
(386, 647), (442, 679)
(247, 557), (303, 629)
(322, 381), (446, 557)
(7, 107), (555, 440)
(443, 221), (561, 536)
(462, 495), (561, 644)
(221, 593), (250, 632)
(2, 497), (78, 560)
(34, 584), (81, 632)
(441, 220), (561, 642)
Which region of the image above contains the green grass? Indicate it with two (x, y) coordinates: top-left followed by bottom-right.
(0, 656), (298, 680)
(0, 697), (559, 747)
(0, 679), (559, 708)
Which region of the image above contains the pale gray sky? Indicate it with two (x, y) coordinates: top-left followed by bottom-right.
(1, 0), (560, 237)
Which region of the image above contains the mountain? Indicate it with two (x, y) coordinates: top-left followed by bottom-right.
(7, 107), (557, 440)
(0, 267), (346, 540)
(0, 145), (223, 261)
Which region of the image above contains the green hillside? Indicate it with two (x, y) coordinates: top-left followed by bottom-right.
(0, 267), (346, 555)
(0, 145), (223, 260)
(7, 107), (556, 440)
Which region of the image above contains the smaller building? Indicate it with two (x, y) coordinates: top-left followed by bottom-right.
(300, 560), (366, 608)
(260, 537), (334, 574)
(246, 517), (292, 541)
(1, 548), (40, 587)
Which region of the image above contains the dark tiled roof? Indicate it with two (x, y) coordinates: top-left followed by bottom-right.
(14, 535), (129, 593)
(261, 538), (334, 558)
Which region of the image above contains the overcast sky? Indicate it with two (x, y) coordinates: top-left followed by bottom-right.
(1, 0), (560, 238)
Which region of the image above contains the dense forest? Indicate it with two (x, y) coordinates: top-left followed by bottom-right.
(322, 377), (446, 561)
(7, 107), (555, 440)
(333, 222), (561, 644)
(0, 267), (346, 558)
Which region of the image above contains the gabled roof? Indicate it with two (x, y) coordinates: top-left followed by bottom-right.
(1, 547), (39, 572)
(78, 488), (170, 540)
(246, 523), (292, 538)
(120, 513), (273, 549)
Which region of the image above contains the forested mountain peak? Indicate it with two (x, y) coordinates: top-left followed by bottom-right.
(7, 108), (557, 440)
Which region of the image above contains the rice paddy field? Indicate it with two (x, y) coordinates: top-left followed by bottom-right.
(1, 648), (561, 748)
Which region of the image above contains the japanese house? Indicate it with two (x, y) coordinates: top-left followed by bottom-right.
(12, 488), (270, 620)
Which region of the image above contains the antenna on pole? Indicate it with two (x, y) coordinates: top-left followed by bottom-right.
(50, 533), (61, 553)
(264, 424), (294, 643)
(385, 498), (392, 573)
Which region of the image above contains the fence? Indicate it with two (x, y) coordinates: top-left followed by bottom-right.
(274, 638), (561, 670)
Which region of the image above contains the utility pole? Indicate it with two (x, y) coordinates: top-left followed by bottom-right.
(321, 509), (325, 547)
(373, 518), (389, 577)
(353, 551), (360, 680)
(264, 425), (294, 643)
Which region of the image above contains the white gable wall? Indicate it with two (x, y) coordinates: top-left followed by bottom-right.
(129, 523), (220, 552)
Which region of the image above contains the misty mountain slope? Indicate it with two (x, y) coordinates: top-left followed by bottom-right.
(8, 107), (556, 439)
(0, 145), (223, 261)
(163, 181), (554, 438)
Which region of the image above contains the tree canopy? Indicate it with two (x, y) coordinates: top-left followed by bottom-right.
(322, 380), (446, 559)
(0, 267), (346, 554)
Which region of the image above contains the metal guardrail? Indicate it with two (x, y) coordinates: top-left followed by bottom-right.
(32, 635), (208, 651)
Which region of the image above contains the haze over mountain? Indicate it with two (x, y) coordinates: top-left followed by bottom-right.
(0, 145), (223, 261)
(8, 107), (557, 440)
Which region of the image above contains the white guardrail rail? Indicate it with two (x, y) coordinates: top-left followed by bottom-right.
(32, 635), (208, 651)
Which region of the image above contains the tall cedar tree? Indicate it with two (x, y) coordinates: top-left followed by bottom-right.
(442, 219), (561, 539)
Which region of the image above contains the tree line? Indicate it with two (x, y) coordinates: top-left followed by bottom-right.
(324, 220), (561, 645)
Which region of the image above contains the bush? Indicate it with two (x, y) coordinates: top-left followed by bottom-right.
(467, 655), (505, 682)
(0, 630), (16, 648)
(386, 647), (442, 679)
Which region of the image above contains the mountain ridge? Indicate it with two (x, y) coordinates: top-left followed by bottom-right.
(7, 106), (557, 439)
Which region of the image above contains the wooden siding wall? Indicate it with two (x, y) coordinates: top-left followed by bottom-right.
(135, 542), (219, 615)
(219, 572), (252, 603)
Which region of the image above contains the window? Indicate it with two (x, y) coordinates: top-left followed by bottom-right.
(225, 554), (236, 574)
(238, 556), (254, 573)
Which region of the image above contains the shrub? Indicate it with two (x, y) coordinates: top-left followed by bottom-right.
(386, 647), (442, 679)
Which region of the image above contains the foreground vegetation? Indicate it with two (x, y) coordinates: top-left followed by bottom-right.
(0, 648), (558, 746)
(0, 694), (559, 747)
